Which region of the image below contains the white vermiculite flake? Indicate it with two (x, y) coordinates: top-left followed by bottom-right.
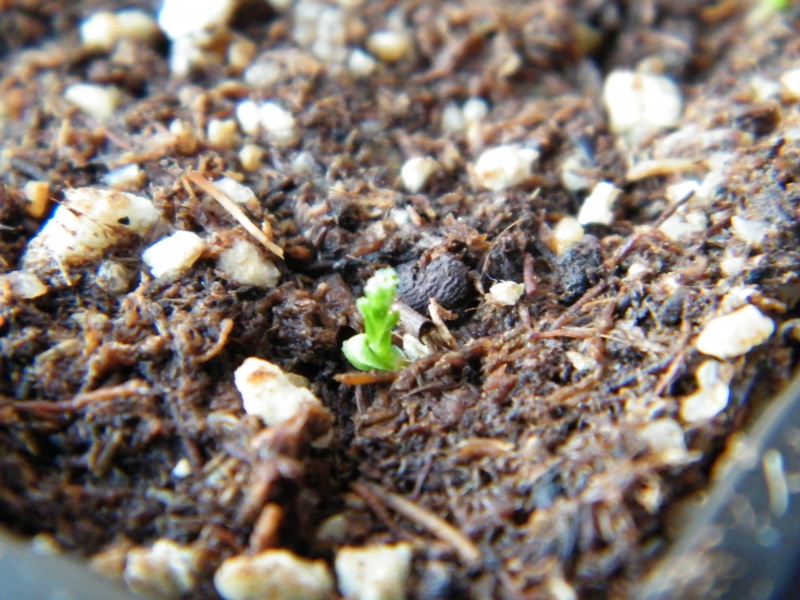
(577, 181), (621, 226)
(400, 156), (438, 193)
(335, 543), (413, 600)
(142, 231), (205, 278)
(474, 145), (537, 191)
(696, 304), (774, 360)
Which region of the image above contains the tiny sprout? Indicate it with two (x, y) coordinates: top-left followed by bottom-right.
(342, 268), (406, 372)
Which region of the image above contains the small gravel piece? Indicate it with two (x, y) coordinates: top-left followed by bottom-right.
(259, 102), (299, 146)
(400, 156), (438, 193)
(239, 144), (264, 171)
(214, 550), (333, 600)
(236, 100), (261, 136)
(335, 543), (413, 600)
(218, 239), (281, 288)
(696, 304), (774, 359)
(577, 181), (620, 226)
(474, 145), (537, 191)
(103, 163), (143, 187)
(79, 12), (119, 50)
(366, 30), (412, 62)
(234, 357), (322, 426)
(157, 0), (235, 40)
(348, 49), (378, 77)
(488, 281), (524, 306)
(780, 68), (800, 99)
(22, 181), (49, 218)
(603, 70), (682, 137)
(680, 360), (734, 423)
(207, 118), (239, 149)
(731, 215), (770, 246)
(553, 216), (585, 255)
(658, 211), (708, 242)
(638, 419), (689, 464)
(142, 231), (205, 278)
(64, 83), (122, 121)
(3, 271), (47, 299)
(95, 261), (131, 295)
(124, 540), (199, 597)
(213, 177), (257, 205)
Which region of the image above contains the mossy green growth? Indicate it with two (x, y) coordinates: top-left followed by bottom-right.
(342, 268), (405, 371)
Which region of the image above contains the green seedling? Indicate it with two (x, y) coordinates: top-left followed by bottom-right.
(342, 268), (405, 371)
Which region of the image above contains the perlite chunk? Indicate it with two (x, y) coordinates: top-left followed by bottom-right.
(696, 304), (774, 359)
(22, 188), (161, 270)
(234, 357), (322, 425)
(335, 543), (413, 600)
(142, 231), (205, 278)
(214, 550), (333, 600)
(217, 239), (280, 288)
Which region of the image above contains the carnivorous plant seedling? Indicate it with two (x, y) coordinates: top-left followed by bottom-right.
(343, 268), (406, 371)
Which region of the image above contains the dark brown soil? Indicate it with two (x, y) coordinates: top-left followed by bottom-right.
(2, 1), (800, 598)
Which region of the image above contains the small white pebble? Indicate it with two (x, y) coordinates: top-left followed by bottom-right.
(96, 260), (131, 295)
(626, 261), (650, 279)
(236, 100), (261, 136)
(553, 216), (585, 255)
(731, 215), (770, 246)
(750, 75), (781, 102)
(666, 180), (700, 203)
(213, 177), (256, 205)
(168, 36), (206, 77)
(462, 97), (489, 125)
(259, 102), (298, 146)
(234, 357), (322, 426)
(207, 118), (239, 149)
(218, 239), (280, 288)
(142, 231), (205, 278)
(638, 418), (689, 463)
(560, 151), (593, 192)
(400, 156), (438, 193)
(780, 68), (800, 99)
(244, 60), (282, 87)
(720, 253), (747, 278)
(488, 281), (524, 306)
(171, 458), (192, 479)
(348, 48), (378, 77)
(335, 543), (413, 600)
(311, 7), (348, 63)
(3, 271), (47, 299)
(227, 37), (257, 71)
(718, 285), (758, 314)
(577, 181), (620, 226)
(474, 145), (537, 191)
(124, 540), (198, 597)
(366, 30), (412, 63)
(239, 144), (264, 172)
(658, 211), (708, 242)
(603, 70), (682, 137)
(79, 12), (120, 50)
(158, 0), (235, 40)
(565, 350), (597, 372)
(292, 151), (320, 175)
(680, 360), (733, 423)
(696, 304), (774, 359)
(115, 9), (160, 42)
(103, 163), (143, 187)
(441, 102), (465, 133)
(401, 333), (432, 361)
(215, 550), (333, 600)
(64, 83), (121, 121)
(22, 181), (49, 218)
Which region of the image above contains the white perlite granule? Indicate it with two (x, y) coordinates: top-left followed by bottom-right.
(695, 304), (774, 360)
